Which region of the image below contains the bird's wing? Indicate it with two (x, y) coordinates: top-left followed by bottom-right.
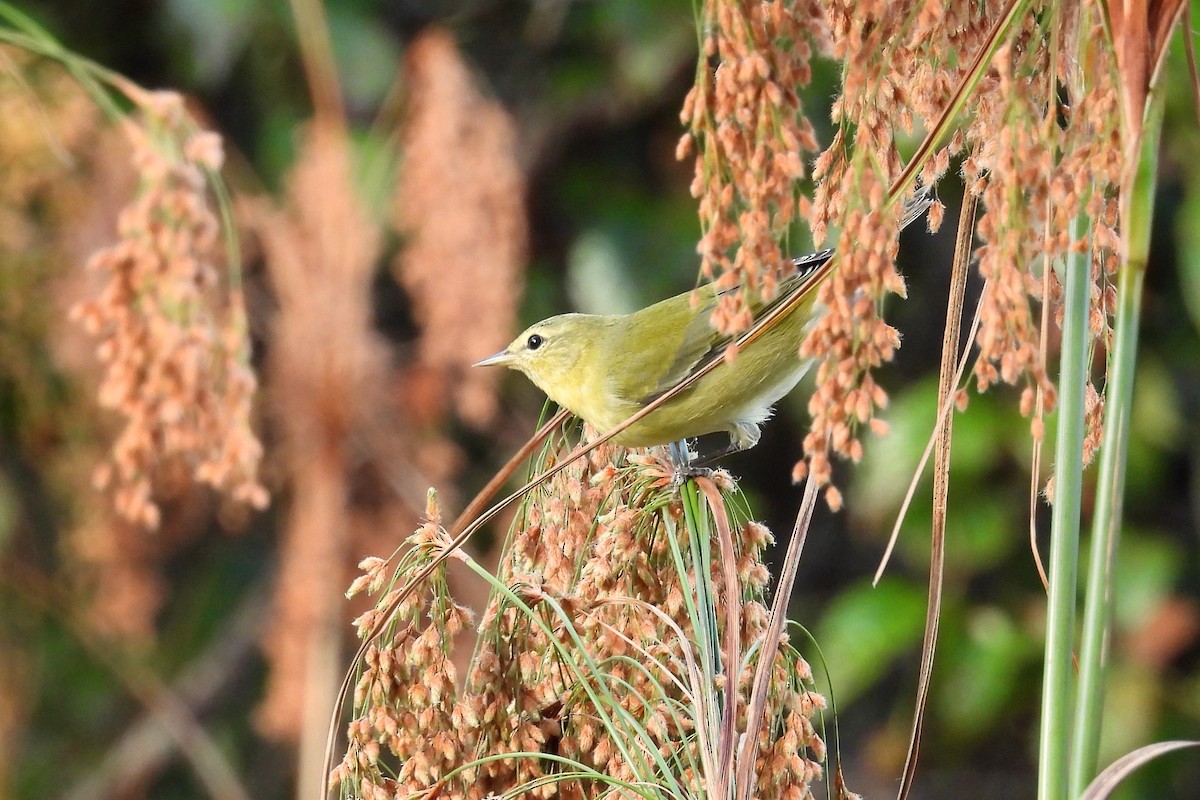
(631, 248), (836, 404)
(603, 288), (724, 406)
(647, 292), (724, 397)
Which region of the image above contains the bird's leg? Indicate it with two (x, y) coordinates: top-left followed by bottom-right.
(667, 439), (713, 486)
(665, 420), (761, 485)
(668, 439), (692, 469)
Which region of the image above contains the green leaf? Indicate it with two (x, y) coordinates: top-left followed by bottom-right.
(935, 608), (1035, 737)
(815, 579), (926, 702)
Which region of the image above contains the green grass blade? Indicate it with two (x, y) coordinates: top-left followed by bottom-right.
(1037, 206), (1093, 800)
(1069, 88), (1165, 795)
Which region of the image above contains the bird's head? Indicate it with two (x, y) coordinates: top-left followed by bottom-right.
(472, 314), (599, 401)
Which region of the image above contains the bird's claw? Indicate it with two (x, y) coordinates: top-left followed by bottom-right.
(668, 462), (715, 489)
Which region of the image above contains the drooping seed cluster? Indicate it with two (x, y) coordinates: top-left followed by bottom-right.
(70, 91), (266, 529)
(750, 658), (830, 796)
(813, 2), (1123, 492)
(796, 0), (984, 506)
(962, 14), (1122, 459)
(335, 440), (826, 799)
(799, 167), (905, 510)
(395, 28), (527, 430)
(679, 0), (1125, 503)
(335, 493), (473, 798)
(679, 0), (830, 334)
(244, 120), (388, 739)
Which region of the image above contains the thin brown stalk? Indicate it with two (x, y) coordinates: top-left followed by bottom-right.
(895, 190), (977, 800)
(1028, 469), (1051, 589)
(1107, 0), (1186, 160)
(1185, 16), (1200, 128)
(874, 295), (984, 585)
(287, 0), (345, 128)
(449, 409), (571, 536)
(1029, 195), (1057, 592)
(1079, 741), (1200, 799)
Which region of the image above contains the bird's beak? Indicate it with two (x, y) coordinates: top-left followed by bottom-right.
(472, 349), (515, 368)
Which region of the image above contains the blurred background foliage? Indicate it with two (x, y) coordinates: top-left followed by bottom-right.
(0, 1), (1198, 799)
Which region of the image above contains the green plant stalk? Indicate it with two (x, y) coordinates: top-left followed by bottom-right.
(660, 500), (735, 784)
(679, 480), (721, 737)
(1037, 207), (1093, 800)
(1068, 88), (1164, 796)
(682, 480), (717, 654)
(663, 506), (722, 753)
(0, 5), (123, 119)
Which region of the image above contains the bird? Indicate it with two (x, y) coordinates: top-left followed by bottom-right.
(474, 194), (931, 466)
(473, 249), (833, 465)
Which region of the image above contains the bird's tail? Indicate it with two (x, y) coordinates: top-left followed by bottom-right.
(899, 182), (936, 232)
(789, 182), (936, 278)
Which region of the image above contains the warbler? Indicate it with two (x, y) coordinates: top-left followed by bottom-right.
(473, 249), (832, 461)
(475, 195), (931, 462)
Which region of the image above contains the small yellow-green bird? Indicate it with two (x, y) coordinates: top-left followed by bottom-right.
(473, 248), (833, 463)
(474, 194), (930, 464)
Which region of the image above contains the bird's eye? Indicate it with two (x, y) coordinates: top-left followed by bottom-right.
(527, 334), (544, 351)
